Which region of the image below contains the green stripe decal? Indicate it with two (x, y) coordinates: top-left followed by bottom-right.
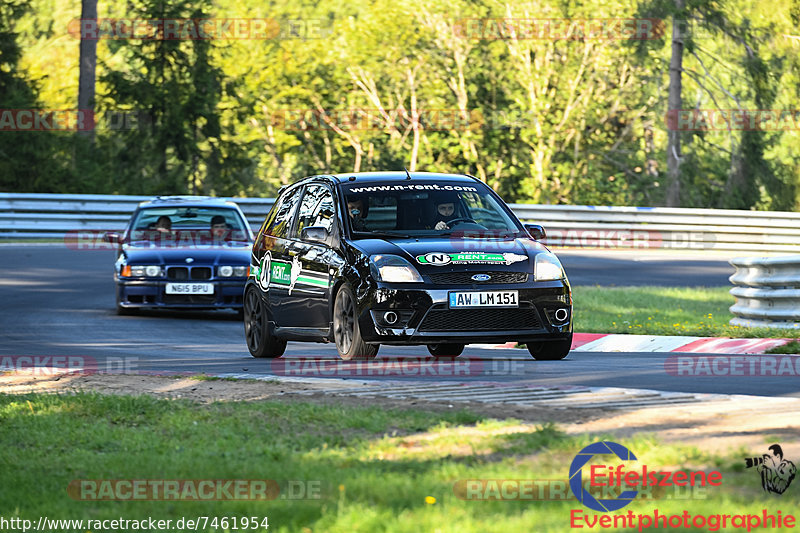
(297, 276), (329, 287)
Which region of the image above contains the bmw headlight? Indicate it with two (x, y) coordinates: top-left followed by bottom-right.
(534, 253), (565, 281)
(369, 255), (423, 283)
(218, 265), (248, 277)
(129, 265), (163, 277)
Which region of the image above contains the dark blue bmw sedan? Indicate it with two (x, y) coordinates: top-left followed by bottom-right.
(105, 196), (254, 314)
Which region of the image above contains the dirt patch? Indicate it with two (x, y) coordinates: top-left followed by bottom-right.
(286, 389), (608, 424)
(0, 371), (344, 402)
(2, 371), (797, 457)
(562, 398), (800, 457)
(291, 390), (800, 458)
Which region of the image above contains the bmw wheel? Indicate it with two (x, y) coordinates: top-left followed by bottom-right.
(244, 286), (287, 358)
(333, 283), (378, 360)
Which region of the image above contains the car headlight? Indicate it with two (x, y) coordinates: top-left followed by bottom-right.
(128, 265), (163, 277)
(369, 254), (423, 283)
(218, 265), (248, 277)
(534, 253), (565, 281)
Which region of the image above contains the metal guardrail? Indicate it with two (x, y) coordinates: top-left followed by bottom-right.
(513, 204), (800, 252)
(0, 193), (276, 239)
(729, 255), (800, 328)
(2, 192), (800, 253)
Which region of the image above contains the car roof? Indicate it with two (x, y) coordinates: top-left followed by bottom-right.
(282, 172), (482, 192)
(137, 196), (241, 209)
(329, 171), (479, 183)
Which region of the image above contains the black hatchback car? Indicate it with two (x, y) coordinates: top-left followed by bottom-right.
(243, 172), (572, 360)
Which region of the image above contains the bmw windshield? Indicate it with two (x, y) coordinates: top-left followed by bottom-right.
(127, 206), (251, 245)
(341, 181), (525, 239)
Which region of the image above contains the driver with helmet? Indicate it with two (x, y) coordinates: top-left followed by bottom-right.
(432, 197), (459, 230)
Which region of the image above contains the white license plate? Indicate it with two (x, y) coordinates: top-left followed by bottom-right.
(449, 290), (518, 308)
(165, 283), (214, 295)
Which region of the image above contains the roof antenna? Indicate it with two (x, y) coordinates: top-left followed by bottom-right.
(404, 167), (412, 180)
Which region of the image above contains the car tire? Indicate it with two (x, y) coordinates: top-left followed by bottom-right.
(333, 283), (378, 360)
(427, 343), (465, 357)
(526, 335), (572, 360)
(244, 286), (287, 358)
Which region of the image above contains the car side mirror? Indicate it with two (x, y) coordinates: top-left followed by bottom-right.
(524, 224), (546, 241)
(301, 226), (329, 243)
(104, 232), (121, 244)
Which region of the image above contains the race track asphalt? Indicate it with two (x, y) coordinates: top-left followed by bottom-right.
(4, 245), (794, 398)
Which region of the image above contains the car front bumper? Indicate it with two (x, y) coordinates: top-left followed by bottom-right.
(115, 278), (246, 309)
(357, 281), (572, 345)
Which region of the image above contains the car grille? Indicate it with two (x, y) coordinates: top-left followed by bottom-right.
(418, 305), (542, 332)
(428, 271), (529, 284)
(191, 267), (212, 280)
(167, 266), (212, 280)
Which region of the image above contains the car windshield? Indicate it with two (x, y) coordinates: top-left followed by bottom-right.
(341, 180), (524, 238)
(128, 206), (250, 243)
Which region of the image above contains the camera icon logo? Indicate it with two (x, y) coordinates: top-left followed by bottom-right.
(744, 444), (796, 495)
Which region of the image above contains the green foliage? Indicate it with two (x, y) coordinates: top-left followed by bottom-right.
(97, 0), (251, 195)
(1, 0), (799, 208)
(0, 0), (71, 192)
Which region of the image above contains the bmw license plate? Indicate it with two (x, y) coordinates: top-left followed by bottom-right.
(449, 290), (518, 308)
(165, 283), (214, 295)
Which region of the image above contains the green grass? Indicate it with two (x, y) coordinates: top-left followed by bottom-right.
(1, 393), (797, 532)
(573, 285), (799, 338)
(766, 341), (800, 354)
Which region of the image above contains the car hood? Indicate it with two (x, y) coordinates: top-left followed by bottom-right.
(350, 236), (550, 272)
(122, 243), (251, 265)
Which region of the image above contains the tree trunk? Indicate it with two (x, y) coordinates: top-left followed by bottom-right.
(408, 68), (419, 171)
(665, 0), (684, 206)
(77, 0), (98, 142)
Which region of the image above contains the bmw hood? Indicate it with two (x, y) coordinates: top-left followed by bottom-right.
(121, 244), (251, 265)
